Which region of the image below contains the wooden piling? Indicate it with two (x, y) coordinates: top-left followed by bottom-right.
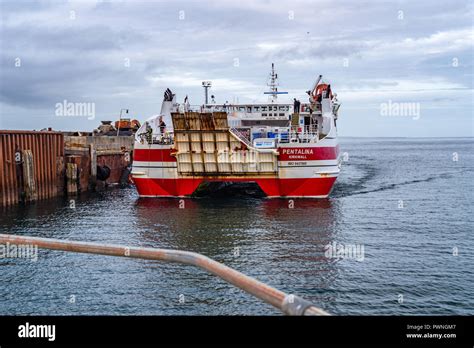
(89, 143), (97, 190)
(66, 162), (78, 195)
(22, 150), (37, 202)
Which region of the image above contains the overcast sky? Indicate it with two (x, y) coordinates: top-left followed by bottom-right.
(0, 0), (472, 136)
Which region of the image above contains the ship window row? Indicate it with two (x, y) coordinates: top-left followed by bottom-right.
(235, 105), (290, 112)
(261, 113), (287, 117)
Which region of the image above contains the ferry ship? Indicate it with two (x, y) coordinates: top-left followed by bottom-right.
(132, 64), (342, 198)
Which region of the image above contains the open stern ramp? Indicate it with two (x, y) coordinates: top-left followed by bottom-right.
(171, 112), (277, 176)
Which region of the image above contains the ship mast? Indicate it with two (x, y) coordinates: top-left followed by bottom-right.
(264, 63), (287, 103)
(267, 63), (278, 103)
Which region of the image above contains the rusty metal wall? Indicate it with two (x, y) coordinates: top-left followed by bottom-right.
(0, 131), (64, 206)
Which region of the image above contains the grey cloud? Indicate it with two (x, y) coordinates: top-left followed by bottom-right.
(0, 0), (472, 136)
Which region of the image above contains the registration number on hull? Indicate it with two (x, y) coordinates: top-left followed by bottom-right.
(286, 162), (307, 166)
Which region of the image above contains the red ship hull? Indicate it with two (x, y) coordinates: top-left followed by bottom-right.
(132, 141), (340, 198)
(133, 176), (337, 198)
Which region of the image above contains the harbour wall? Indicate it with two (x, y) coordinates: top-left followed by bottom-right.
(0, 130), (133, 206)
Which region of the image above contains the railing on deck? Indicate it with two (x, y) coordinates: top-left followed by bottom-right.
(281, 125), (319, 144)
(137, 131), (174, 145)
(229, 128), (252, 148)
(179, 105), (229, 113)
(138, 126), (319, 147)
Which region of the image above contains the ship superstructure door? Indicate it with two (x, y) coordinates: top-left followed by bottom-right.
(171, 112), (278, 175)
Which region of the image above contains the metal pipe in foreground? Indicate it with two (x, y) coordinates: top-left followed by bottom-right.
(0, 234), (329, 316)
